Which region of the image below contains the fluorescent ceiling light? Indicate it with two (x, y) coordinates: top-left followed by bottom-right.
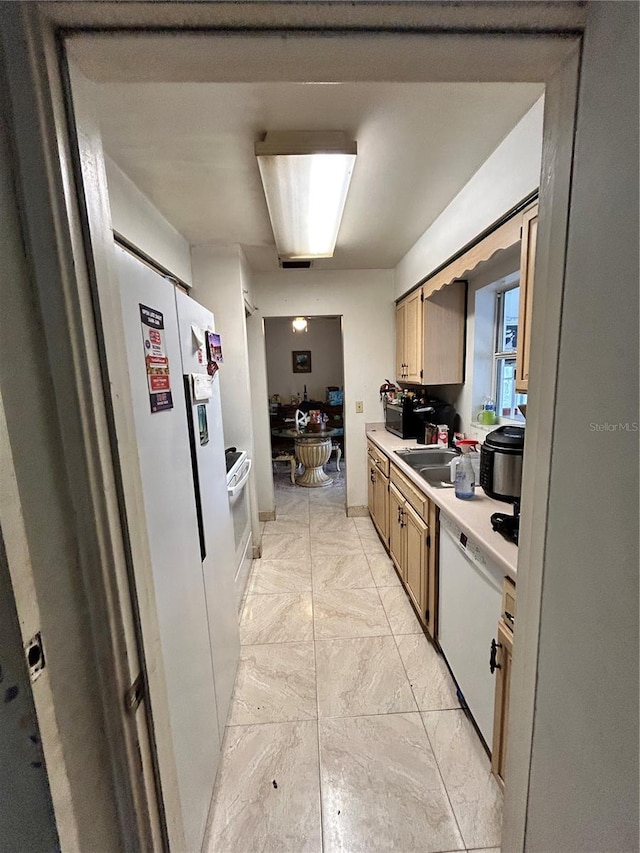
(255, 131), (357, 260)
(292, 317), (308, 333)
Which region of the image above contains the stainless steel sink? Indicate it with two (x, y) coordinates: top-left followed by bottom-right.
(417, 465), (455, 489)
(394, 448), (458, 468)
(394, 448), (458, 489)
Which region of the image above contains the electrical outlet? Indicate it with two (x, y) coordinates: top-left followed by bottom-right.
(355, 401), (364, 414)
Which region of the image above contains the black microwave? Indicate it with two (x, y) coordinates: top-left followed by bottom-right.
(384, 399), (433, 439)
(384, 398), (458, 443)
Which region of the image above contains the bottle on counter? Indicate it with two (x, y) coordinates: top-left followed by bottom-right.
(452, 439), (479, 500)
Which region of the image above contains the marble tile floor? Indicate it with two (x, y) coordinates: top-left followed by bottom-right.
(205, 472), (502, 853)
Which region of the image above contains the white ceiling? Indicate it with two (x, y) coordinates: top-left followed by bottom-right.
(73, 29), (546, 273)
(94, 80), (541, 271)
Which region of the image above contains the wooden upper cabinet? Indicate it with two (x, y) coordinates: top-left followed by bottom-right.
(516, 205), (538, 393)
(396, 290), (423, 383)
(396, 282), (465, 386)
(395, 301), (406, 382)
(423, 281), (466, 385)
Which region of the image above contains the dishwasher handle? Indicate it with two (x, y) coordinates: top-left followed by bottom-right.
(228, 458), (252, 498)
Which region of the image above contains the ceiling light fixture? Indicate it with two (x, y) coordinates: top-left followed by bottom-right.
(292, 317), (308, 333)
(255, 131), (357, 260)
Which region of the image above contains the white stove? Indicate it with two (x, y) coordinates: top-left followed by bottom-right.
(225, 449), (252, 609)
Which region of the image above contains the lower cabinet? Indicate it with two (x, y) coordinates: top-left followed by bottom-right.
(390, 482), (426, 612)
(491, 603), (515, 789)
(388, 467), (438, 640)
(388, 482), (406, 580)
(404, 501), (428, 617)
(367, 448), (389, 543)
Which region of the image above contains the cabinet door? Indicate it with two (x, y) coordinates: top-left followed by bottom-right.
(491, 619), (513, 789)
(403, 289), (423, 383)
(404, 501), (427, 619)
(425, 498), (439, 640)
(422, 281), (466, 385)
(374, 471), (389, 543)
(367, 455), (376, 519)
(395, 301), (406, 382)
(388, 483), (405, 578)
(516, 206), (538, 393)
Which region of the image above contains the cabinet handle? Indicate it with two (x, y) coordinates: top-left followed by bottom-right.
(400, 509), (406, 528)
(490, 638), (502, 674)
(397, 506), (402, 525)
(504, 610), (515, 626)
(370, 469), (376, 483)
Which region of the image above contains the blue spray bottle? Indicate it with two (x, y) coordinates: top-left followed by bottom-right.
(453, 439), (479, 500)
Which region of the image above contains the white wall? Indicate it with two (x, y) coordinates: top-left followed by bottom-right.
(104, 156), (193, 285)
(251, 269), (395, 513)
(518, 5), (639, 851)
(190, 244), (261, 540)
(190, 244), (252, 452)
(394, 97), (543, 299)
(265, 316), (343, 403)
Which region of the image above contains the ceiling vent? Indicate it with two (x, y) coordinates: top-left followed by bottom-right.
(279, 259), (313, 270)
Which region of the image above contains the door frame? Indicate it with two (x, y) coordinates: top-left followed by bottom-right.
(3, 3), (585, 850)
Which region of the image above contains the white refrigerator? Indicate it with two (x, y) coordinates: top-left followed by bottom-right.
(116, 245), (240, 852)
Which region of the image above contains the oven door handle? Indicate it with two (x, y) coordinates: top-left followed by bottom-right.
(227, 458), (252, 498)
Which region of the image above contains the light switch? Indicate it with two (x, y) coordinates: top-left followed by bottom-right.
(355, 401), (364, 413)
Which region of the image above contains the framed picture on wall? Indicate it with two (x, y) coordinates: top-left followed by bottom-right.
(292, 350), (312, 373)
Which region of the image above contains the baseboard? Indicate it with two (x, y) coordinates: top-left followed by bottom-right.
(347, 505), (369, 517)
(258, 510), (276, 522)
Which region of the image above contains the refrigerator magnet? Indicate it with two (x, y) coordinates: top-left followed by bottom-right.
(191, 324), (207, 365)
(192, 373), (214, 401)
(206, 331), (223, 364)
(197, 404), (209, 445)
(140, 303), (173, 413)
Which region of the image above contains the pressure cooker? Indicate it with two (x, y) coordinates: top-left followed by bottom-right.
(480, 425), (525, 502)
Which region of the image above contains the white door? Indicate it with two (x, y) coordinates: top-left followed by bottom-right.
(175, 289), (240, 736)
(117, 246), (220, 853)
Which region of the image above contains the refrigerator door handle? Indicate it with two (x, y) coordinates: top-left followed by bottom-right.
(227, 458), (252, 499)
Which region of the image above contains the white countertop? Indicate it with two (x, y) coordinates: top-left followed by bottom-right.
(366, 424), (518, 581)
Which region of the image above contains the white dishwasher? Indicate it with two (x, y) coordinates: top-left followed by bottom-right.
(438, 512), (504, 748)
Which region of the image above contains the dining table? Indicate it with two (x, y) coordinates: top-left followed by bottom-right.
(271, 427), (337, 488)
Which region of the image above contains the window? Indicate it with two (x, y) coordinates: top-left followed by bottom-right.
(494, 287), (526, 421)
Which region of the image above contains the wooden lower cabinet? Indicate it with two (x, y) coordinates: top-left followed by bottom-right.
(387, 469), (437, 639)
(367, 451), (389, 543)
(491, 618), (513, 789)
(388, 483), (405, 581)
(404, 502), (427, 616)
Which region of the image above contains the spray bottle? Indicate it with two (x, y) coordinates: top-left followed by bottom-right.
(452, 439), (479, 500)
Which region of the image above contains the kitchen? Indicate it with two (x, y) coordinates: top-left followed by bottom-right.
(0, 6), (637, 853)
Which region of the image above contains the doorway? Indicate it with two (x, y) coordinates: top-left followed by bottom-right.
(63, 29), (573, 853)
(265, 316), (345, 494)
(3, 5), (600, 844)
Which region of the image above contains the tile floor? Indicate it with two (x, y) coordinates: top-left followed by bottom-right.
(205, 469), (502, 853)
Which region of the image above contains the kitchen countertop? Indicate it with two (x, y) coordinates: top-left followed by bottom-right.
(366, 424), (518, 581)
